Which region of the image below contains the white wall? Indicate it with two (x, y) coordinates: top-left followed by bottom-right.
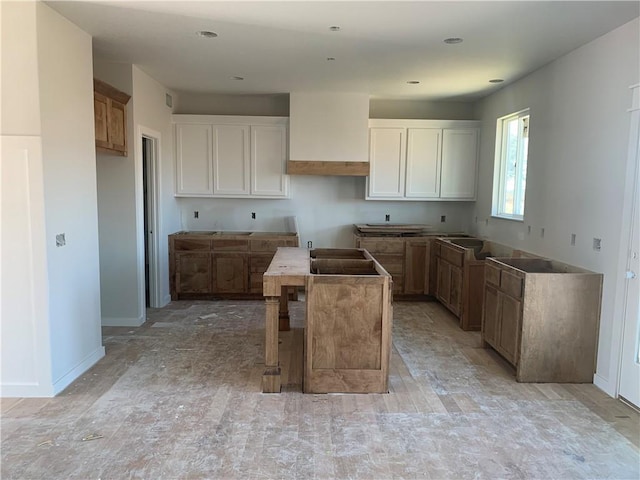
(36, 2), (104, 392)
(471, 18), (640, 396)
(179, 176), (475, 248)
(93, 62), (140, 325)
(174, 92), (288, 116)
(132, 65), (181, 307)
(1, 1), (104, 397)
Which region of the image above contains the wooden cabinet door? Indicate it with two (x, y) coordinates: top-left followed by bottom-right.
(367, 127), (406, 198)
(436, 258), (451, 305)
(405, 128), (441, 198)
(440, 128), (478, 199)
(175, 124), (213, 195)
(175, 252), (212, 294)
(107, 99), (127, 154)
(213, 125), (250, 196)
(251, 125), (288, 197)
(498, 292), (522, 365)
(212, 253), (249, 293)
(449, 265), (463, 316)
(94, 92), (110, 148)
(482, 284), (500, 348)
(404, 240), (428, 294)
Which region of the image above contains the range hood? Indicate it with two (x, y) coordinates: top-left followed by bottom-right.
(288, 92), (370, 176)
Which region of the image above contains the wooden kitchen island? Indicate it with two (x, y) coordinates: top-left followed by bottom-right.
(262, 247), (393, 394)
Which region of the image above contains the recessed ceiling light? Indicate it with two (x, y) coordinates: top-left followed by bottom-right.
(329, 26), (341, 31)
(407, 80), (420, 84)
(443, 37), (463, 44)
(197, 30), (218, 38)
(489, 78), (504, 83)
(327, 57), (336, 61)
(232, 76), (244, 81)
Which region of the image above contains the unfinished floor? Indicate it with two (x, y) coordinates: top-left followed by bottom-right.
(2, 299), (639, 479)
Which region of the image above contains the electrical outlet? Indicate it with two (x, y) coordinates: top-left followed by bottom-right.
(385, 214), (390, 222)
(251, 212), (256, 219)
(56, 233), (66, 247)
(194, 211), (199, 219)
(540, 227), (545, 238)
(307, 241), (313, 248)
(593, 238), (602, 251)
(440, 215), (446, 223)
(527, 225), (531, 235)
(571, 233), (576, 246)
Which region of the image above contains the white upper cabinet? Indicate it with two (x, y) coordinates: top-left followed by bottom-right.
(251, 125), (289, 197)
(213, 125), (250, 196)
(175, 124), (213, 195)
(367, 119), (479, 201)
(441, 128), (478, 199)
(368, 127), (406, 197)
(173, 116), (289, 198)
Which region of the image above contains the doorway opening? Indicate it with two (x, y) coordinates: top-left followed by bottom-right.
(140, 130), (161, 309)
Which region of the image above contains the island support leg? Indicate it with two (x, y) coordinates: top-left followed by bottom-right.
(279, 286), (290, 331)
(262, 296), (281, 393)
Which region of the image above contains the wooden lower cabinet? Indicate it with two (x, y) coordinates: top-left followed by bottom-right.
(175, 252), (212, 294)
(212, 253), (248, 293)
(436, 257), (462, 316)
(169, 232), (299, 299)
(481, 257), (603, 383)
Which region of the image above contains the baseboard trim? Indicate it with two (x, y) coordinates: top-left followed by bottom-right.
(102, 315), (145, 327)
(52, 346), (106, 395)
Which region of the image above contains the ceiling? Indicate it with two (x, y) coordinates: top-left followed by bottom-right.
(47, 1), (639, 101)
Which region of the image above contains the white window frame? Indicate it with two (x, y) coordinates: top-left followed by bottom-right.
(492, 108), (530, 221)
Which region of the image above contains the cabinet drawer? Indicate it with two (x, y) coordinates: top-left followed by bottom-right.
(440, 245), (464, 267)
(359, 239), (405, 254)
(173, 238), (211, 251)
(250, 238), (297, 252)
(485, 263), (501, 287)
(212, 239), (249, 251)
(501, 270), (523, 299)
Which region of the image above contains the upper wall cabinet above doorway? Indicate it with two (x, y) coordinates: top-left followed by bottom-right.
(93, 79), (131, 156)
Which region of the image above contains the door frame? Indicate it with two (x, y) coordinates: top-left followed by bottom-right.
(612, 83), (640, 400)
(136, 125), (162, 310)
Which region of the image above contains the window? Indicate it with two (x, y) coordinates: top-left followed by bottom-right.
(493, 109), (529, 220)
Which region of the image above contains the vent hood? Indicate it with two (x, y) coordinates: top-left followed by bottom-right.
(288, 92), (370, 176)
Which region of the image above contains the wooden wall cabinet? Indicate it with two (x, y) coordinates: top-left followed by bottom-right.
(482, 257), (603, 383)
(169, 232), (298, 299)
(366, 119), (479, 201)
(94, 79), (130, 156)
(173, 115), (289, 198)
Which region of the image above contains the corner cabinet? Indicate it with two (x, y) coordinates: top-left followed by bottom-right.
(173, 115), (289, 198)
(366, 119), (479, 201)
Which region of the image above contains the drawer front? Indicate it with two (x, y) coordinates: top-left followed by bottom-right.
(173, 238), (211, 251)
(440, 244), (464, 267)
(212, 239), (249, 252)
(250, 238), (297, 252)
(485, 263), (501, 287)
(500, 269), (524, 299)
(358, 239), (405, 254)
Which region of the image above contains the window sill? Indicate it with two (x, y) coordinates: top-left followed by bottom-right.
(491, 214), (524, 223)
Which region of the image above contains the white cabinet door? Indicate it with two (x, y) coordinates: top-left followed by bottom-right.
(440, 128), (478, 199)
(175, 124), (213, 195)
(213, 125), (250, 196)
(251, 125), (288, 197)
(368, 127), (406, 198)
(406, 128), (441, 198)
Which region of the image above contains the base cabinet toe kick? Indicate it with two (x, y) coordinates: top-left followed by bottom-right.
(262, 247), (393, 394)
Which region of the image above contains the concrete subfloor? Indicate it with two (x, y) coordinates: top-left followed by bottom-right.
(2, 299), (639, 479)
